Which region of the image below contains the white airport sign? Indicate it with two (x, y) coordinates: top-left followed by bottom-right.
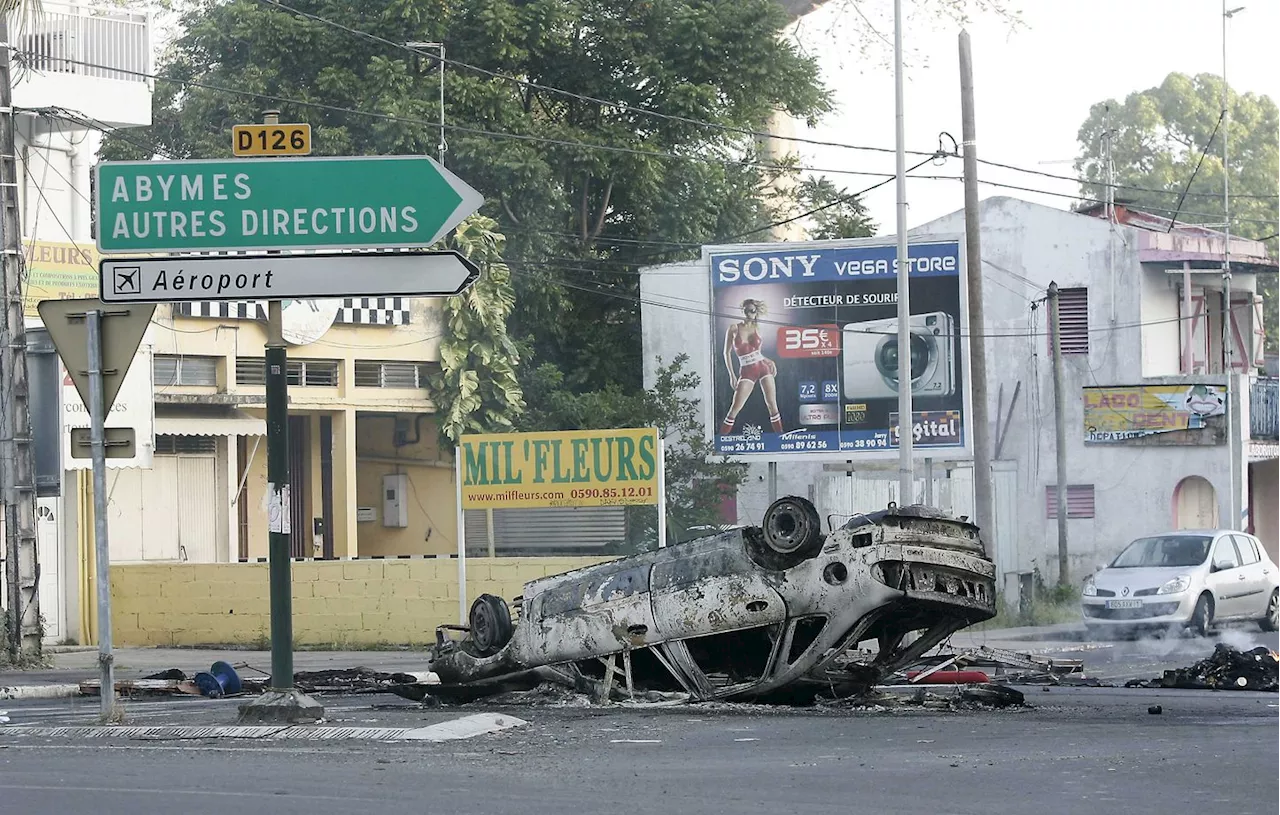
(98, 250), (480, 303)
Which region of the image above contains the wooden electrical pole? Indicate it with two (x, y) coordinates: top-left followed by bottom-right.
(959, 30), (994, 542)
(0, 16), (43, 659)
(1047, 282), (1069, 587)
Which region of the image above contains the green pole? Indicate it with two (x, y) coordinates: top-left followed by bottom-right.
(265, 314), (293, 689)
(261, 109), (293, 691)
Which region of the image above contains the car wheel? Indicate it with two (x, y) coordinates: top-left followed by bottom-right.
(1188, 593), (1213, 638)
(1259, 589), (1279, 632)
(762, 496), (822, 555)
(468, 594), (514, 657)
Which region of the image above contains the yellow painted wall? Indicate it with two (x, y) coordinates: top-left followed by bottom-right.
(355, 415), (457, 556)
(110, 557), (614, 647)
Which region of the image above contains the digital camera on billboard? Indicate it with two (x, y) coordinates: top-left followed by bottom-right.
(841, 312), (956, 400)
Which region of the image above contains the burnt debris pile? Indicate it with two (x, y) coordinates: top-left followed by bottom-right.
(1135, 644), (1280, 692)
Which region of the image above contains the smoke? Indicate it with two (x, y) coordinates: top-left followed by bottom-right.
(1213, 626), (1270, 653)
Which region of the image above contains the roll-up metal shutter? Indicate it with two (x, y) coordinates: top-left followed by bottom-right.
(462, 505), (628, 556)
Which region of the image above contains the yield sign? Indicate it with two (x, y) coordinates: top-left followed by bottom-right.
(37, 297), (155, 416)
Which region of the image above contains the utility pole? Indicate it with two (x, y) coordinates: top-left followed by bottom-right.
(958, 30), (992, 541)
(1222, 2), (1243, 531)
(0, 16), (42, 660)
(1047, 282), (1069, 586)
(893, 0), (915, 503)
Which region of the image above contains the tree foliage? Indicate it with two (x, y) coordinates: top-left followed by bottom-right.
(1074, 72), (1279, 353)
(796, 175), (877, 240)
(430, 216), (525, 445)
(101, 0), (845, 391)
(520, 354), (747, 549)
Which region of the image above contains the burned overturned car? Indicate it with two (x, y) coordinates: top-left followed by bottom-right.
(429, 496), (996, 703)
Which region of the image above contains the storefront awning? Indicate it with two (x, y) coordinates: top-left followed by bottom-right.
(154, 410), (266, 438)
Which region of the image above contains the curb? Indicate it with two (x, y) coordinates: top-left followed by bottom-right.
(0, 684), (84, 701)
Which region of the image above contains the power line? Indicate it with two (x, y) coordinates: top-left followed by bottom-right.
(515, 262), (1260, 343)
(13, 51), (920, 183)
(976, 154), (1278, 202)
(1164, 110), (1226, 232)
(250, 0), (935, 160)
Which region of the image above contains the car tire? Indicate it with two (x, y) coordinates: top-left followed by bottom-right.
(1188, 593), (1213, 638)
(762, 496), (823, 555)
(468, 594), (514, 657)
(1259, 589), (1279, 632)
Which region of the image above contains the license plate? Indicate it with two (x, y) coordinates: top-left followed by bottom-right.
(1105, 599), (1143, 609)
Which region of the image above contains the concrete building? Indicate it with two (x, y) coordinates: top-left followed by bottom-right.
(639, 195), (1278, 604)
(8, 3), (459, 645)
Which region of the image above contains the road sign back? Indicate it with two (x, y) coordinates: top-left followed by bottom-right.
(37, 298), (155, 416)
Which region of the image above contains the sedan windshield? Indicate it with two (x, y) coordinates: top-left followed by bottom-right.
(1109, 535), (1211, 568)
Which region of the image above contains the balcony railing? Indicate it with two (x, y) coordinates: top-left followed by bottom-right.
(1252, 377), (1278, 440)
(8, 1), (150, 84)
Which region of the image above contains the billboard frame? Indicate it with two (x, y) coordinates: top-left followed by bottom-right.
(701, 233), (974, 464)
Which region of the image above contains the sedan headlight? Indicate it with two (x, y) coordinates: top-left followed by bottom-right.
(1082, 576), (1098, 597)
(1157, 575), (1191, 595)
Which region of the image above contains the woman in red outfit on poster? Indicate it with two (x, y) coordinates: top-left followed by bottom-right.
(720, 299), (784, 435)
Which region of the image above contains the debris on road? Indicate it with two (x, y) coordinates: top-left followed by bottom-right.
(429, 497), (998, 705)
(1125, 644), (1279, 692)
(893, 645), (1084, 687)
(1148, 705), (1162, 714)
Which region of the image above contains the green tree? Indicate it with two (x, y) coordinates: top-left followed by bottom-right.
(99, 0), (837, 391)
(430, 215), (525, 444)
(796, 175), (877, 240)
(1074, 72), (1279, 353)
(520, 354), (747, 550)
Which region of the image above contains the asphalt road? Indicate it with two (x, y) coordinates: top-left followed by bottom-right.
(1, 685), (1277, 815)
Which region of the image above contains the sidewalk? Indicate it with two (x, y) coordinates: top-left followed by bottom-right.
(3, 624), (1085, 693)
(2, 646), (433, 697)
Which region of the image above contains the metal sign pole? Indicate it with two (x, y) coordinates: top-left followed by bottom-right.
(85, 308), (116, 721)
(455, 447), (467, 625)
(657, 435), (667, 549)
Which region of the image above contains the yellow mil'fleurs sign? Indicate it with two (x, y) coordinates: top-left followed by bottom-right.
(460, 428), (660, 509)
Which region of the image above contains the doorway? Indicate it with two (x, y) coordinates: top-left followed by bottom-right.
(1173, 475), (1219, 529)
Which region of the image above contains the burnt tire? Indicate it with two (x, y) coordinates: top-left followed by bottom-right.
(468, 594), (514, 657)
(763, 496), (823, 555)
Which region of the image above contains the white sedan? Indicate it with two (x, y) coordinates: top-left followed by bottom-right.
(1081, 530), (1280, 638)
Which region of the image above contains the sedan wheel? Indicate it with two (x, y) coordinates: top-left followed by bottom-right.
(1260, 590), (1279, 633)
(1188, 594), (1212, 638)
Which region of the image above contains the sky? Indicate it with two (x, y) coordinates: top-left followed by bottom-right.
(783, 0), (1280, 233)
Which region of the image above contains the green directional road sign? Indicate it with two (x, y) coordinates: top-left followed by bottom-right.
(94, 155), (484, 254)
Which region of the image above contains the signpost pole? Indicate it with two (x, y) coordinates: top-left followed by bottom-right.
(85, 308), (117, 722)
(265, 300), (293, 690)
(657, 435), (667, 550)
(236, 112), (322, 725)
(455, 446), (467, 625)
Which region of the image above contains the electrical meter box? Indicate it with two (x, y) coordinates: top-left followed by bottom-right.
(382, 473), (409, 528)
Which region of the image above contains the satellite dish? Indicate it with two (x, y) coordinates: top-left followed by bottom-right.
(280, 299), (341, 345)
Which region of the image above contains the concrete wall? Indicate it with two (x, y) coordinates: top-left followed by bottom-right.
(354, 415), (458, 557)
(109, 557), (614, 647)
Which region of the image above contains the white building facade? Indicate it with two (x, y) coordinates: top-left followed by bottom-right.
(639, 196), (1277, 606)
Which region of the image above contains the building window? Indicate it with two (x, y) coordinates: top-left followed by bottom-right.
(1044, 484), (1095, 519)
(155, 435), (217, 455)
(354, 360), (435, 389)
(1052, 287), (1089, 355)
(154, 355), (219, 387)
(235, 357), (339, 387)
